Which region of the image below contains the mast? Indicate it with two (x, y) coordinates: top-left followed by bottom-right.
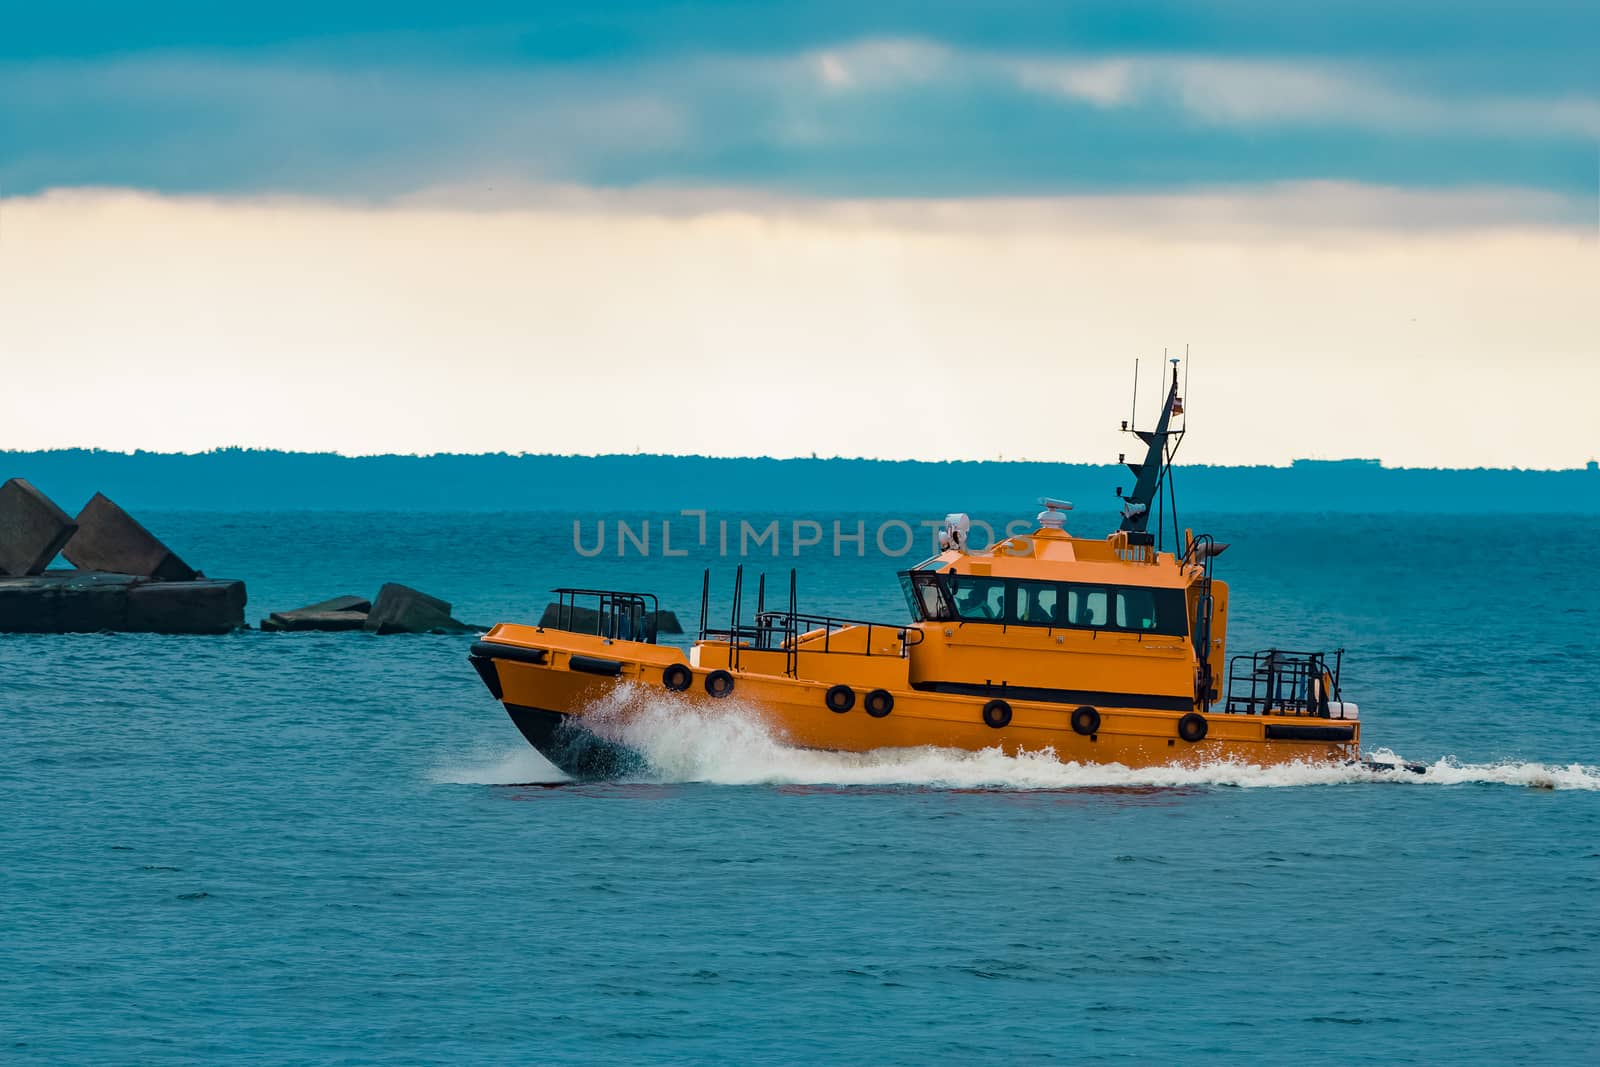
(1118, 359), (1183, 533)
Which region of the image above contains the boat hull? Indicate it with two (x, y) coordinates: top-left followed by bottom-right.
(504, 703), (648, 779)
(470, 627), (1362, 780)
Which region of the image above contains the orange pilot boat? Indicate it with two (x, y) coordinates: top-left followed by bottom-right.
(468, 362), (1399, 778)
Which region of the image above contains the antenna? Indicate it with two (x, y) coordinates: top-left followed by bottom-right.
(1182, 344), (1190, 428)
(1129, 357), (1139, 431)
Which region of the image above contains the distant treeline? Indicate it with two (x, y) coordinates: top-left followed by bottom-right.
(4, 449), (1598, 514)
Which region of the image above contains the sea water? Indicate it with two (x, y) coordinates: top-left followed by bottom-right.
(4, 511), (1598, 1063)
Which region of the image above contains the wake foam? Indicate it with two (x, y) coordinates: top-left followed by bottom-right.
(439, 686), (1600, 791)
(430, 745), (561, 786)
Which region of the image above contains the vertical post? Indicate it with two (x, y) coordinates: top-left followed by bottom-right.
(730, 564), (743, 670)
(756, 572), (766, 647)
(1131, 357), (1139, 430)
(788, 569), (798, 677)
(699, 568), (710, 642)
(1182, 345), (1190, 431)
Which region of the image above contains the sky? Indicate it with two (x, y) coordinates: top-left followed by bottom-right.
(1, 2), (1597, 466)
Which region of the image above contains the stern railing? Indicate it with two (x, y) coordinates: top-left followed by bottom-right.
(1224, 648), (1343, 717)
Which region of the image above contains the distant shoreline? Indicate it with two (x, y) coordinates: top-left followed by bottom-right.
(5, 450), (1598, 514)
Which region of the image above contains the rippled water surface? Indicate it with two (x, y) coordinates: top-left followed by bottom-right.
(5, 511), (1599, 1063)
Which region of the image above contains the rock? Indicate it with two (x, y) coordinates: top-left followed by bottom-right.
(364, 583), (475, 634)
(0, 570), (244, 634)
(0, 478), (79, 576)
(538, 603), (683, 638)
(261, 611), (368, 632)
(62, 493), (197, 581)
(259, 594), (371, 632)
(126, 579), (247, 634)
(293, 594), (372, 615)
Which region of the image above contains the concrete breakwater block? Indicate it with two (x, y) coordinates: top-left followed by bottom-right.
(0, 478), (79, 577)
(539, 603), (684, 637)
(260, 595), (371, 632)
(364, 583), (476, 634)
(62, 493), (197, 581)
(0, 571), (139, 632)
(0, 570), (245, 634)
(127, 579), (247, 634)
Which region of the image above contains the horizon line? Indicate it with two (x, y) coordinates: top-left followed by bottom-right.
(4, 446), (1597, 474)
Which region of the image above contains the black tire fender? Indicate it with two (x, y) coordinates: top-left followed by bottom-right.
(864, 689), (894, 718)
(1071, 705), (1100, 736)
(825, 684), (855, 713)
(982, 699), (1012, 729)
(706, 669), (735, 698)
(1178, 712), (1208, 742)
(662, 664), (692, 692)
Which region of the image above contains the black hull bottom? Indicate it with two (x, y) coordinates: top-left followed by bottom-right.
(504, 703), (647, 780)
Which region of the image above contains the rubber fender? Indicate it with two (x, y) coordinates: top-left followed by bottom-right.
(706, 669), (735, 698)
(1071, 706), (1100, 736)
(982, 699), (1012, 729)
(569, 655), (622, 677)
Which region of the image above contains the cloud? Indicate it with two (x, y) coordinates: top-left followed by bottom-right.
(2, 38), (1596, 197)
(1016, 59), (1136, 108)
(0, 54), (693, 194)
(1014, 55), (1600, 138)
(7, 2), (1598, 79)
(805, 39), (951, 91)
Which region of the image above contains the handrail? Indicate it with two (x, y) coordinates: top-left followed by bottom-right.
(549, 587), (660, 643)
(696, 567), (918, 661)
(1223, 648), (1343, 717)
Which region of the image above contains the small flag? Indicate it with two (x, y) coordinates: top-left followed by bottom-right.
(1171, 395), (1184, 415)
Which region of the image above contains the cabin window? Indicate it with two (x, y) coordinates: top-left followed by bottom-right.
(949, 576), (1007, 621)
(1013, 579), (1187, 635)
(1064, 586), (1109, 627)
(899, 572), (1188, 635)
(1117, 587), (1158, 629)
(900, 571), (955, 621)
(1117, 586), (1188, 635)
(1013, 584), (1059, 625)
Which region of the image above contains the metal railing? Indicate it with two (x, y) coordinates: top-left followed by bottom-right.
(698, 566), (920, 676)
(1224, 648), (1343, 717)
(546, 588), (661, 643)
